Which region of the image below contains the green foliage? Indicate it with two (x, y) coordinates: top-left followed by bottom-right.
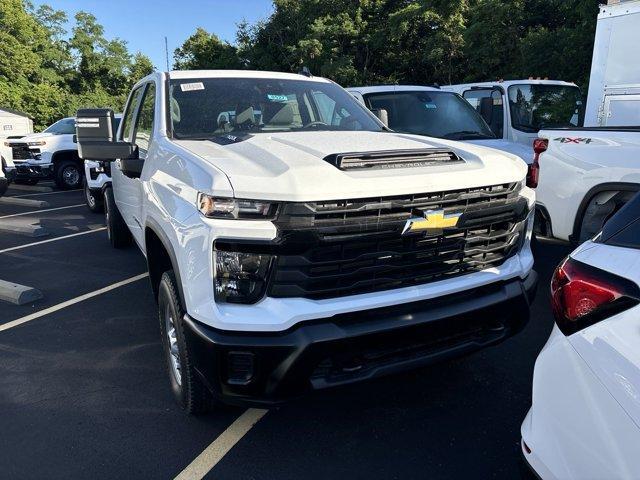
(0, 1), (154, 130)
(173, 28), (243, 70)
(1, 0), (601, 130)
(227, 0), (599, 89)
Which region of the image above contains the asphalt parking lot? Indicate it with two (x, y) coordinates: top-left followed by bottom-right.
(0, 181), (572, 480)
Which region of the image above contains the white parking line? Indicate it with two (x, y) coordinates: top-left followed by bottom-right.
(0, 228), (107, 254)
(10, 189), (82, 198)
(0, 273), (148, 333)
(0, 204), (85, 219)
(174, 408), (268, 480)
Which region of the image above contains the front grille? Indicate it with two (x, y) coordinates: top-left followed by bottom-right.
(11, 143), (36, 160)
(267, 182), (528, 299)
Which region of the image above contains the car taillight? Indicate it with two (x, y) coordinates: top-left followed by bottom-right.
(551, 257), (640, 335)
(527, 138), (548, 188)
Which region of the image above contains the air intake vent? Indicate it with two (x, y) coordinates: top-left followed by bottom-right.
(324, 149), (464, 171)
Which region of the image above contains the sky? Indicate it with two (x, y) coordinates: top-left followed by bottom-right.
(31, 0), (274, 70)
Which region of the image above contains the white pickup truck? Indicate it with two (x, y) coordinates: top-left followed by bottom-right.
(6, 117), (85, 189)
(534, 127), (640, 244)
(75, 70), (536, 414)
(444, 79), (584, 163)
(0, 162), (8, 197)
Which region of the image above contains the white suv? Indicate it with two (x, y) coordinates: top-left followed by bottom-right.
(76, 70), (537, 414)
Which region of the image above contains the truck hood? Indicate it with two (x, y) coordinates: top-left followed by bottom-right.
(7, 132), (55, 142)
(465, 139), (533, 164)
(175, 131), (527, 201)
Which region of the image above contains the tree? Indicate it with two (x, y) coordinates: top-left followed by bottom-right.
(173, 28), (242, 70)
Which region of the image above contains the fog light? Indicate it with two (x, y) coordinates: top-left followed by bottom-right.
(214, 250), (273, 304)
(227, 351), (255, 385)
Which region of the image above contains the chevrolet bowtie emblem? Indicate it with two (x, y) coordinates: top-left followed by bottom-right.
(402, 209), (461, 235)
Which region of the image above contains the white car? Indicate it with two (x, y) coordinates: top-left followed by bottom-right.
(522, 193), (640, 479)
(347, 85), (533, 162)
(75, 70), (536, 414)
(6, 117), (85, 189)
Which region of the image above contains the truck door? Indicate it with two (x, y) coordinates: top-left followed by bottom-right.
(113, 81), (156, 247)
(603, 94), (640, 126)
(462, 88), (505, 139)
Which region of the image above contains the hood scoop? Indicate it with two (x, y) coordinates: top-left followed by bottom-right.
(323, 148), (464, 171)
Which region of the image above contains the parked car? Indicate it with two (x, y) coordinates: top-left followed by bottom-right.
(6, 117), (85, 189)
(83, 114), (122, 212)
(444, 79), (584, 161)
(346, 85), (531, 161)
(76, 70), (537, 414)
(521, 192), (640, 479)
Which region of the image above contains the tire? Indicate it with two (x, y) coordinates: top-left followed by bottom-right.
(84, 179), (104, 213)
(104, 187), (132, 249)
(158, 270), (213, 415)
(15, 178), (39, 185)
(55, 160), (83, 190)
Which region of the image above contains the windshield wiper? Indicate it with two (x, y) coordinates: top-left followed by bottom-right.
(444, 130), (495, 140)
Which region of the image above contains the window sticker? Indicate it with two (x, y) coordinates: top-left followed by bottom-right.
(424, 103), (437, 109)
(180, 82), (205, 92)
(267, 94), (288, 102)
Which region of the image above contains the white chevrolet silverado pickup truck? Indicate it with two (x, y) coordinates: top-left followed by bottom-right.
(75, 70), (537, 414)
(6, 117), (85, 189)
(534, 128), (640, 244)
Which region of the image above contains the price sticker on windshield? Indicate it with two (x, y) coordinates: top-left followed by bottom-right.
(267, 94), (289, 102)
(180, 82), (205, 92)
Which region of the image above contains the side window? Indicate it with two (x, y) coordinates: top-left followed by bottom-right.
(463, 89), (504, 138)
(121, 86), (145, 142)
(133, 83), (156, 154)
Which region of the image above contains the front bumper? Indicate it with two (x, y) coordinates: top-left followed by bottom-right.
(13, 162), (54, 180)
(184, 271), (538, 407)
(0, 177), (7, 197)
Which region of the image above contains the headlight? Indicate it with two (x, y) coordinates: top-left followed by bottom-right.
(214, 250), (273, 303)
(27, 141), (46, 146)
(198, 193), (278, 219)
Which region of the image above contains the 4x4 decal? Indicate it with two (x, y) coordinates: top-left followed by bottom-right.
(554, 137), (593, 144)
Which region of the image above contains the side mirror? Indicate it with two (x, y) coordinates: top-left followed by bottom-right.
(76, 108), (137, 161)
(372, 108), (389, 128)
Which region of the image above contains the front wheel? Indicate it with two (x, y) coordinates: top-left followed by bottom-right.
(104, 187), (132, 249)
(158, 270), (213, 414)
(55, 161), (82, 190)
(84, 180), (104, 213)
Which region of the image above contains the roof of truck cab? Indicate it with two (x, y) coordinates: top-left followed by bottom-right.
(443, 79), (578, 91)
(167, 70), (331, 82)
(347, 85), (442, 94)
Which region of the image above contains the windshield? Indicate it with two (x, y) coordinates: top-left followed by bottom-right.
(169, 78), (383, 139)
(364, 90), (495, 140)
(43, 118), (76, 135)
(508, 84), (583, 132)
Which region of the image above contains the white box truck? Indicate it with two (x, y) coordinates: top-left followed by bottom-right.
(584, 0), (640, 127)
